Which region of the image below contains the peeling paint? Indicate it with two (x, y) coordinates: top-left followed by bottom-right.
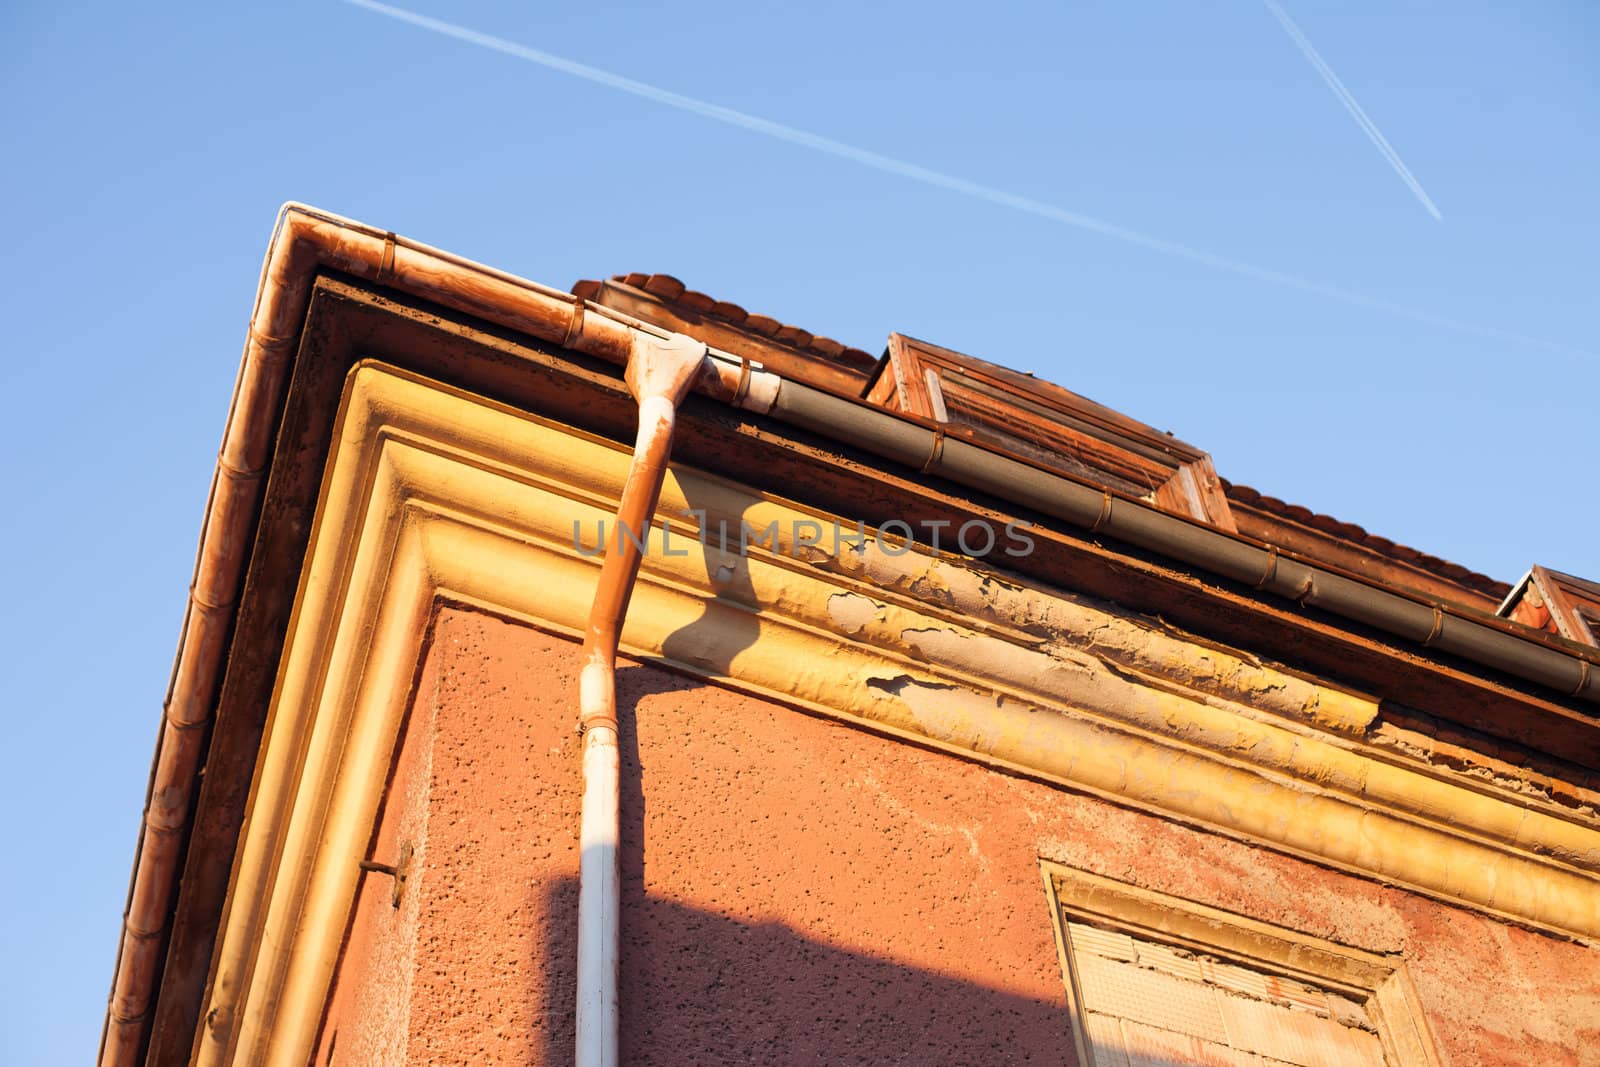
(1367, 717), (1600, 818)
(826, 592), (883, 636)
(812, 539), (1381, 738)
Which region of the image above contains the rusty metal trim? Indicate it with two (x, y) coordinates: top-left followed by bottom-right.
(357, 842), (412, 910)
(1254, 545), (1280, 590)
(733, 355), (754, 406)
(563, 300), (588, 350)
(1423, 608), (1446, 648)
(161, 712), (209, 734)
(376, 232), (397, 283)
(921, 428), (946, 474)
(1089, 490), (1114, 534)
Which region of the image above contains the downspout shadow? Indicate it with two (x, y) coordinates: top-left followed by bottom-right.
(658, 478), (764, 680)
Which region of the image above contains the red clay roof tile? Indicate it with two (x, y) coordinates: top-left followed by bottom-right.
(1223, 480), (1506, 597)
(576, 273), (878, 371)
(641, 273), (685, 300)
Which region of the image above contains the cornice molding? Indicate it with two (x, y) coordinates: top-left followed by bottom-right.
(196, 362), (1600, 1064)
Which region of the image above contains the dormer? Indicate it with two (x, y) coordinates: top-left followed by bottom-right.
(863, 333), (1234, 529)
(1498, 565), (1600, 648)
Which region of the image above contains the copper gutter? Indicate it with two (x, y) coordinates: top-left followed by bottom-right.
(102, 203), (1600, 1065)
(575, 332), (706, 1067)
(763, 381), (1600, 701)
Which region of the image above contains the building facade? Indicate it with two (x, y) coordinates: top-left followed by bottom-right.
(103, 206), (1600, 1065)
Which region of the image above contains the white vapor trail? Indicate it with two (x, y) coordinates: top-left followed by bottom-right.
(344, 0), (1582, 358)
(1262, 0), (1443, 221)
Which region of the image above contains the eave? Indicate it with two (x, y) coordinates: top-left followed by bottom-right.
(104, 205), (1600, 1064)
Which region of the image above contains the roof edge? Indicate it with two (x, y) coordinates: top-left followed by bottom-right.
(102, 204), (1600, 1064)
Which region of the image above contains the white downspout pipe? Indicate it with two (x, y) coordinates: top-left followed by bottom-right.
(576, 331), (708, 1067)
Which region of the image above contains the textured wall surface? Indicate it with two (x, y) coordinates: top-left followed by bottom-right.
(315, 607), (1600, 1066)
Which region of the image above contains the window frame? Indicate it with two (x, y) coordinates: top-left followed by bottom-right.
(1040, 861), (1442, 1067)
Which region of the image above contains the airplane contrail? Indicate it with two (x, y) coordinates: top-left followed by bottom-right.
(1262, 0), (1443, 221)
(344, 0), (1584, 358)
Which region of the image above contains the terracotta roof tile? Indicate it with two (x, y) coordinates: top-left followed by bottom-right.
(641, 273), (685, 300)
(575, 273), (878, 372)
(743, 313), (781, 337)
(1223, 479), (1507, 597)
(677, 289), (715, 313)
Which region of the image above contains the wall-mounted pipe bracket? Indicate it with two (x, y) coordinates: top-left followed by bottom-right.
(357, 842), (412, 910)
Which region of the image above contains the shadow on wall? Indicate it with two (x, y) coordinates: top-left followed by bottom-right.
(517, 666), (1068, 1065)
(659, 485), (764, 679)
(533, 871), (1075, 1066)
(527, 519), (1206, 1067)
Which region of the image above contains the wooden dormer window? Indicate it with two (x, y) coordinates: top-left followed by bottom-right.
(865, 334), (1235, 529)
(1498, 566), (1600, 648)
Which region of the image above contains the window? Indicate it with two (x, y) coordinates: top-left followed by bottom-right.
(865, 334), (1235, 529)
(1498, 565), (1600, 649)
(1041, 863), (1441, 1067)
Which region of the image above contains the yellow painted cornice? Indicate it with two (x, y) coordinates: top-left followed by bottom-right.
(197, 362), (1600, 1064)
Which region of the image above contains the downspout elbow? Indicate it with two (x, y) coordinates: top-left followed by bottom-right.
(576, 331), (708, 725)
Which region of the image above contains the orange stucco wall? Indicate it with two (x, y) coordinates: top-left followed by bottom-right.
(315, 606), (1600, 1066)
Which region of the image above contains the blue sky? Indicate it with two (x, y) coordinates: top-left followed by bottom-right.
(1, 1), (1595, 1059)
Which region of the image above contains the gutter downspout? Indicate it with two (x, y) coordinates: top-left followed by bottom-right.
(575, 332), (708, 1067)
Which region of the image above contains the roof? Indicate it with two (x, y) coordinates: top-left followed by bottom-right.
(573, 272), (877, 399)
(582, 271), (1511, 609)
(1223, 481), (1509, 605)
